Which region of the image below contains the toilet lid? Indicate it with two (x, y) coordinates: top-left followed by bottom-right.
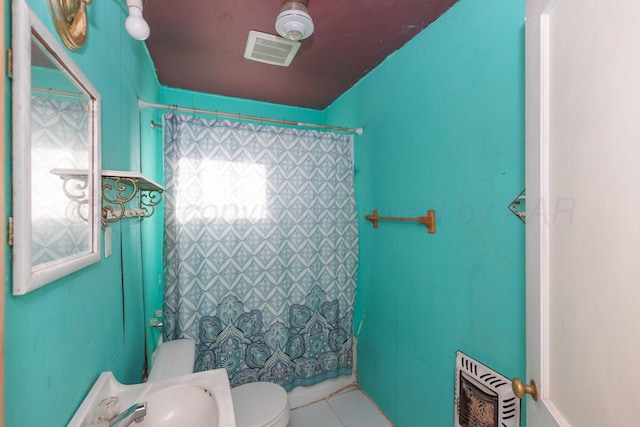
(231, 382), (289, 427)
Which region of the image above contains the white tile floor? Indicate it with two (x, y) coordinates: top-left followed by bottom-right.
(290, 388), (393, 427)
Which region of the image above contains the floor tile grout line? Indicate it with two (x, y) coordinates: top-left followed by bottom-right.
(326, 388), (392, 427)
(326, 399), (347, 427)
(356, 388), (395, 427)
(290, 383), (361, 411)
(290, 387), (394, 427)
(289, 399), (344, 427)
(326, 390), (362, 427)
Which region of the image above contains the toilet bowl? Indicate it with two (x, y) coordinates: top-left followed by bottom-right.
(149, 339), (290, 427)
(231, 382), (289, 427)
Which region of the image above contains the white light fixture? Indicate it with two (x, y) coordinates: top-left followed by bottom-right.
(125, 0), (150, 40)
(275, 0), (314, 41)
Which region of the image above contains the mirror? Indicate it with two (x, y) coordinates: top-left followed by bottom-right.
(12, 0), (101, 295)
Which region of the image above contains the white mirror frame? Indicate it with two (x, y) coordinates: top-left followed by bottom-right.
(12, 0), (101, 295)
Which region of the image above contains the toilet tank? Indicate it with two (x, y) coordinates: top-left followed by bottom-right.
(147, 338), (196, 382)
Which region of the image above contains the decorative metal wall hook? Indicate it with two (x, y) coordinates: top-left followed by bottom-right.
(508, 189), (526, 223)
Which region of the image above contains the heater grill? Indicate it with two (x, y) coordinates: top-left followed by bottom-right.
(454, 351), (520, 427)
(244, 30), (301, 67)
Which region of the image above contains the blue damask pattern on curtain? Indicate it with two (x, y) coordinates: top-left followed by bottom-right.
(162, 112), (358, 390)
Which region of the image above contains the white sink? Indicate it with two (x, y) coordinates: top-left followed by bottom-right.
(69, 369), (236, 427)
(137, 383), (219, 426)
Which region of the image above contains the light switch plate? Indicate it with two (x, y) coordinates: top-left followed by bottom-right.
(104, 226), (112, 258)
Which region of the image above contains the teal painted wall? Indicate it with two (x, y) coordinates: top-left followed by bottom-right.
(160, 87), (324, 124)
(325, 0), (526, 425)
(4, 0), (527, 425)
(4, 0), (160, 425)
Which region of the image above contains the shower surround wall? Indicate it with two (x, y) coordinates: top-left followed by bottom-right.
(325, 0), (527, 425)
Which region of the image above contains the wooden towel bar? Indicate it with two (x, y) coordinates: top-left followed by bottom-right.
(364, 210), (436, 234)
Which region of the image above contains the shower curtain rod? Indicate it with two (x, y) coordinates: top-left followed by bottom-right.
(33, 86), (87, 100)
(138, 99), (364, 135)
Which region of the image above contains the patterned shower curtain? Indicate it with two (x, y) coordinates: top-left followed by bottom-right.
(162, 112), (358, 390)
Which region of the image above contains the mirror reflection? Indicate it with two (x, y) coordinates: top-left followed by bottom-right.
(30, 35), (92, 270)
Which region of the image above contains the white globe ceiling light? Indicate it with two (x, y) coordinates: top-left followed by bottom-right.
(125, 0), (150, 40)
(275, 0), (314, 41)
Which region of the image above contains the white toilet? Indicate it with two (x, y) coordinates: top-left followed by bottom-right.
(148, 339), (290, 427)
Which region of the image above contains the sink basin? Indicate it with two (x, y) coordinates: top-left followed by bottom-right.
(138, 384), (218, 426)
(68, 369), (235, 427)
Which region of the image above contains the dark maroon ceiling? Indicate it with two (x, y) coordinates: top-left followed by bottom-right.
(144, 0), (458, 110)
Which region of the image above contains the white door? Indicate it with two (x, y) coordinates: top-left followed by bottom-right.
(524, 0), (640, 426)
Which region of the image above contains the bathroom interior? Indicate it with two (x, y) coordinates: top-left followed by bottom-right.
(2, 0), (527, 425)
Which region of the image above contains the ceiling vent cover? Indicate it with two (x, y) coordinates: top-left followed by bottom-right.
(244, 30), (301, 67)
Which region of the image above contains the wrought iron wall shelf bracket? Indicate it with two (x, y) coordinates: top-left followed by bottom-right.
(364, 209), (436, 233)
(50, 168), (91, 222)
(101, 170), (164, 225)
